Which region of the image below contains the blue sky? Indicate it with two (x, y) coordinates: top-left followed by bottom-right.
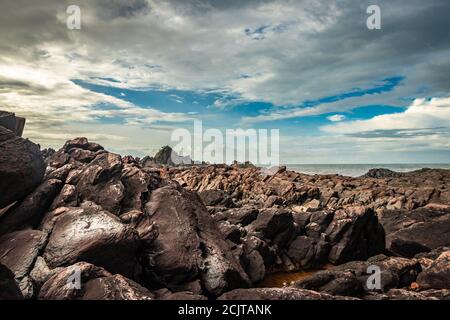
(75, 75), (408, 134)
(1, 0), (450, 163)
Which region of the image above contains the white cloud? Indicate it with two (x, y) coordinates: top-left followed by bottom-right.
(327, 114), (346, 122)
(1, 0), (450, 162)
(321, 97), (450, 134)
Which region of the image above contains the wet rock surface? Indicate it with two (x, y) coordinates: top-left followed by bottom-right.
(0, 131), (449, 300)
(42, 205), (139, 277)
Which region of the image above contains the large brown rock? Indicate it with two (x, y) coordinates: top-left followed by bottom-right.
(43, 204), (138, 277)
(287, 236), (330, 269)
(37, 262), (152, 300)
(0, 230), (47, 279)
(120, 164), (162, 213)
(246, 208), (296, 248)
(0, 179), (63, 235)
(293, 270), (363, 297)
(76, 152), (124, 214)
(82, 274), (154, 300)
(213, 206), (259, 226)
(142, 185), (250, 296)
(0, 230), (47, 298)
(417, 251), (450, 290)
(0, 126), (45, 208)
(325, 206), (385, 264)
(380, 207), (450, 258)
(0, 263), (23, 300)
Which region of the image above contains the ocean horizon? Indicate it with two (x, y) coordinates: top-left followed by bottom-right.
(286, 163), (450, 177)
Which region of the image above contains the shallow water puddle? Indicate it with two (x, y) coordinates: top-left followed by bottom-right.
(258, 265), (333, 288)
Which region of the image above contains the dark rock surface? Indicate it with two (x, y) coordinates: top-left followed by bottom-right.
(218, 287), (354, 300)
(291, 254), (424, 298)
(417, 251), (450, 290)
(380, 207), (450, 257)
(1, 132), (450, 300)
(0, 179), (63, 236)
(0, 230), (47, 297)
(141, 185), (250, 296)
(42, 205), (138, 277)
(0, 263), (23, 300)
(0, 126), (45, 208)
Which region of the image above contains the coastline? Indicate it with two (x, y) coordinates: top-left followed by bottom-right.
(286, 163), (450, 177)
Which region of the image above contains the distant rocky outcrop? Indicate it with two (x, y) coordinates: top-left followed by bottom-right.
(150, 145), (192, 166)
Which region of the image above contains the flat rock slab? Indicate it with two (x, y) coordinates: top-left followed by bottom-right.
(0, 230), (47, 279)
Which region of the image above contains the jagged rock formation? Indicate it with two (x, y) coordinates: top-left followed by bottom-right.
(0, 118), (449, 300)
(168, 165), (450, 211)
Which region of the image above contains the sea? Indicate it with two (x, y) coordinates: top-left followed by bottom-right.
(286, 164), (450, 177)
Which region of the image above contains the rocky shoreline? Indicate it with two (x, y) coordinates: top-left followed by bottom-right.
(1, 119), (449, 300)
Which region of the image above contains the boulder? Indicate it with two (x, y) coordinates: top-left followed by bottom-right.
(380, 207), (450, 257)
(82, 274), (154, 300)
(0, 126), (46, 208)
(120, 164), (162, 213)
(0, 111), (25, 136)
(38, 262), (110, 300)
(142, 185), (250, 296)
(417, 251), (450, 290)
(305, 210), (334, 238)
(0, 179), (63, 235)
(199, 190), (233, 207)
(333, 255), (422, 290)
(45, 164), (74, 182)
(246, 208), (294, 244)
(76, 152), (124, 214)
(325, 206), (385, 264)
(49, 184), (78, 210)
(0, 230), (47, 279)
(0, 263), (23, 300)
(0, 230), (47, 298)
(62, 137), (103, 153)
(287, 236), (330, 269)
(213, 206), (259, 226)
(43, 204), (138, 277)
(293, 270), (363, 297)
(29, 256), (63, 289)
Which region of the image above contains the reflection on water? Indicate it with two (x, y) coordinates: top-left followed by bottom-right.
(258, 265), (333, 288)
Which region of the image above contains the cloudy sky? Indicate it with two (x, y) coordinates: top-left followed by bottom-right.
(1, 0), (450, 163)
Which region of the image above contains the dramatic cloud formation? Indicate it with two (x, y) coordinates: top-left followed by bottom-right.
(0, 0), (449, 162)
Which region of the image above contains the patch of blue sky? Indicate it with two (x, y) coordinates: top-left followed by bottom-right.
(302, 76), (405, 108)
(344, 104), (406, 120)
(74, 79), (221, 114)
